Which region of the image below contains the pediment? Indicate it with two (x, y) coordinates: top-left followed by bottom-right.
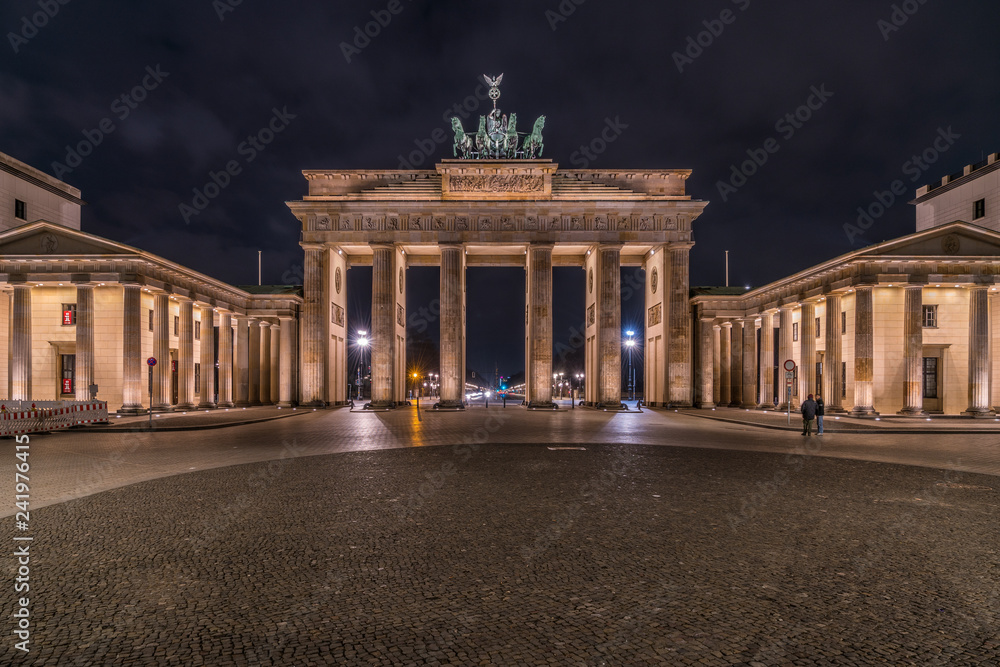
(865, 222), (1000, 258)
(0, 222), (138, 257)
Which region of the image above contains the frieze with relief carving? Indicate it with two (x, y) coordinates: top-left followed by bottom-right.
(449, 175), (544, 193)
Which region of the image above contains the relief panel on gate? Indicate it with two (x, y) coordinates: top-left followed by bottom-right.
(648, 302), (662, 327)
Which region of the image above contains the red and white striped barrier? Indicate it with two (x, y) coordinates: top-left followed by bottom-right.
(0, 401), (109, 436)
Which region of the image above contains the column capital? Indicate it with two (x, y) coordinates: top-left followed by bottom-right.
(301, 242), (325, 252)
(720, 320), (733, 329)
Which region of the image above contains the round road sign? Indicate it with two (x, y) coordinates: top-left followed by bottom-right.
(783, 359), (796, 372)
(147, 357), (157, 367)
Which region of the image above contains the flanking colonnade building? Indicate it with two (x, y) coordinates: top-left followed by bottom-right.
(693, 150), (1000, 416)
(0, 150), (302, 411)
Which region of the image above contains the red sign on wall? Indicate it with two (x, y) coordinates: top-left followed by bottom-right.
(63, 310), (74, 325)
(171, 360), (177, 372)
(62, 378), (73, 394)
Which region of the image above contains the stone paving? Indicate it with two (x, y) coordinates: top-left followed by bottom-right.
(1, 407), (1000, 665)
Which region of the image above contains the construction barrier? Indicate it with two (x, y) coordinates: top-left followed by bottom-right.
(0, 401), (109, 437)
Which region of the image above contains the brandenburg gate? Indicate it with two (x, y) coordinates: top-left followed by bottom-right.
(286, 77), (708, 410)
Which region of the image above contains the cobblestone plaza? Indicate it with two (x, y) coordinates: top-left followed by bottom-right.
(2, 407), (999, 665)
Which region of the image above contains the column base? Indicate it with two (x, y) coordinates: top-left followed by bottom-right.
(433, 401), (465, 411)
(175, 403), (196, 411)
(596, 402), (627, 410)
(757, 403), (777, 411)
(234, 401), (251, 408)
(728, 400), (743, 408)
(667, 402), (693, 409)
(197, 402), (217, 409)
(825, 406), (848, 413)
(740, 402), (758, 409)
(276, 401), (296, 408)
(527, 401), (557, 410)
(695, 401), (716, 409)
(152, 404), (173, 412)
(217, 401), (235, 408)
(365, 401), (396, 410)
(117, 405), (146, 415)
(897, 407), (926, 417)
(961, 408), (995, 418)
(848, 407), (879, 418)
(300, 400), (326, 408)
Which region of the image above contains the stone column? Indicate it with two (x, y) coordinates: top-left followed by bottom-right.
(730, 319), (744, 407)
(198, 306), (216, 408)
(269, 320), (280, 405)
(74, 283), (95, 402)
(371, 244), (396, 408)
(11, 284), (32, 401)
(217, 311), (234, 407)
(696, 318), (715, 408)
(777, 305), (795, 409)
(260, 322), (271, 405)
(176, 298), (195, 409)
(667, 246), (692, 407)
(527, 243), (555, 408)
(824, 294), (843, 412)
(300, 243), (325, 406)
(597, 245), (623, 409)
(964, 285), (993, 417)
(235, 316), (251, 407)
(248, 318), (261, 405)
(719, 321), (732, 407)
(850, 286), (877, 416)
(711, 324), (721, 406)
(899, 286), (924, 416)
(120, 283), (144, 413)
(152, 292), (171, 411)
(758, 311), (775, 408)
(278, 316), (295, 407)
(800, 302), (816, 403)
(741, 316), (757, 408)
(437, 244), (465, 409)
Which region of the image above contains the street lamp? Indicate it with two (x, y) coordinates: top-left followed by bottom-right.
(625, 330), (636, 401)
(356, 330), (369, 400)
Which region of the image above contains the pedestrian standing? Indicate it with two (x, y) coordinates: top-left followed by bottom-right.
(816, 395), (825, 435)
(800, 393), (818, 436)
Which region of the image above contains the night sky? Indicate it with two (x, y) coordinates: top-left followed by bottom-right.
(3, 0), (999, 381)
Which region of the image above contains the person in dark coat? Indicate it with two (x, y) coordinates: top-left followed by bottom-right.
(815, 395), (825, 435)
(800, 394), (818, 436)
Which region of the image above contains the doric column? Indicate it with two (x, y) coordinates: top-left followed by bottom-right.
(235, 316), (251, 407)
(667, 246), (692, 407)
(74, 282), (95, 402)
(371, 244), (396, 408)
(260, 322), (271, 405)
(719, 321), (732, 407)
(300, 243), (326, 406)
(10, 283), (32, 401)
(758, 311), (775, 408)
(964, 285), (993, 417)
(777, 305), (795, 409)
(437, 244), (465, 409)
(711, 324), (721, 406)
(217, 311), (234, 407)
(597, 245), (623, 409)
(278, 316), (295, 407)
(152, 292), (171, 411)
(198, 305), (216, 408)
(248, 318), (261, 405)
(850, 286), (877, 416)
(824, 294), (843, 411)
(696, 318), (715, 408)
(899, 286), (924, 416)
(730, 319), (744, 407)
(800, 302), (816, 403)
(120, 283), (144, 413)
(269, 319), (280, 405)
(527, 243), (555, 408)
(741, 316), (758, 408)
(176, 298), (195, 409)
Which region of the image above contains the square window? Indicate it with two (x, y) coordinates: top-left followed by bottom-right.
(62, 303), (77, 325)
(149, 309), (154, 332)
(792, 322), (798, 342)
(815, 317), (821, 337)
(195, 320), (201, 340)
(173, 315), (179, 336)
(922, 305), (938, 328)
(14, 199), (26, 220)
(974, 198), (986, 220)
(841, 311), (847, 334)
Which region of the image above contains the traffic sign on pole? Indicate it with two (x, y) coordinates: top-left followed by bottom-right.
(783, 359), (796, 372)
(147, 357), (157, 367)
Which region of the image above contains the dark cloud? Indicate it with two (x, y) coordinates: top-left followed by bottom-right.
(2, 0), (998, 376)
